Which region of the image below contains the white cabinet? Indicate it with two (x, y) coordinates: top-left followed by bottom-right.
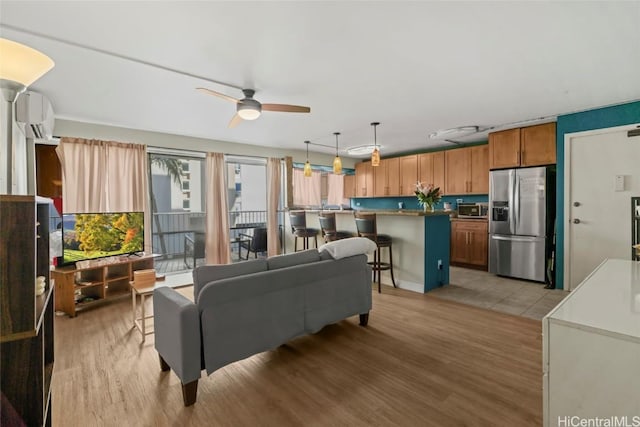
(543, 259), (640, 426)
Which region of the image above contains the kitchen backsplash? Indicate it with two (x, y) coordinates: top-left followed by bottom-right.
(350, 194), (489, 210)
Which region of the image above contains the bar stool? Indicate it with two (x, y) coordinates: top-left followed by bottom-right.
(289, 211), (319, 251)
(318, 212), (353, 243)
(354, 212), (397, 293)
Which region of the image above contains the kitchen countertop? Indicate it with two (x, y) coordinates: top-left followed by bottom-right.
(545, 259), (640, 341)
(451, 217), (488, 221)
(297, 209), (451, 217)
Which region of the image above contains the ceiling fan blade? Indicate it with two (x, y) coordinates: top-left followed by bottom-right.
(196, 87), (239, 103)
(262, 104), (311, 113)
(228, 113), (243, 128)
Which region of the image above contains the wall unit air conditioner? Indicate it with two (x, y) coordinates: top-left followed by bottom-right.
(15, 91), (55, 140)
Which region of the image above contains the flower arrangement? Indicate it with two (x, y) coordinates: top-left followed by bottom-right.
(415, 182), (442, 211)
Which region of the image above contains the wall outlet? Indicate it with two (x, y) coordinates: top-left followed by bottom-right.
(356, 202), (361, 206)
(456, 199), (463, 204)
(437, 259), (443, 270)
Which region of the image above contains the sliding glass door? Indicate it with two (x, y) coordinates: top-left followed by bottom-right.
(148, 149), (205, 273)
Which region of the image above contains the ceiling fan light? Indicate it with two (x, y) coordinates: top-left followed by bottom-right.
(333, 156), (342, 174)
(237, 105), (261, 120)
(304, 160), (312, 177)
(371, 147), (380, 166)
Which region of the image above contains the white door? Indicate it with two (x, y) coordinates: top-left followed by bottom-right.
(566, 124), (640, 290)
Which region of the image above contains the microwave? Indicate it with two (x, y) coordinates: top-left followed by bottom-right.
(458, 202), (488, 218)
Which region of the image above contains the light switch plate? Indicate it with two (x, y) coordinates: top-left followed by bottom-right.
(614, 175), (625, 192)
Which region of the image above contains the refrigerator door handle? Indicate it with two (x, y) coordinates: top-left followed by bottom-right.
(508, 169), (516, 234)
(514, 171), (520, 232)
(491, 235), (541, 243)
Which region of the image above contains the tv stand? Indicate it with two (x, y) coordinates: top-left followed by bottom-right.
(52, 254), (157, 317)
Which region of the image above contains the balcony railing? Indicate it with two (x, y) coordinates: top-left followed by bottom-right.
(152, 210), (283, 274)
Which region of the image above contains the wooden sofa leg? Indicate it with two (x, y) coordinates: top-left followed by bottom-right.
(182, 380), (198, 406)
(359, 313), (369, 326)
(159, 355), (170, 372)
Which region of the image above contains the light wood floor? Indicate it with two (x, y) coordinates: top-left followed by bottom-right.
(52, 286), (542, 426)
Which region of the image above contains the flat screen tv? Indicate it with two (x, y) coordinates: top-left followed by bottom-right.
(62, 212), (144, 265)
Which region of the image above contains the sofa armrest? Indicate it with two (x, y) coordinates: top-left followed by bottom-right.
(153, 287), (201, 384)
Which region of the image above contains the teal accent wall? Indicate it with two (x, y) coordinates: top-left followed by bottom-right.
(424, 215), (450, 291)
(351, 194), (488, 211)
(556, 100), (640, 289)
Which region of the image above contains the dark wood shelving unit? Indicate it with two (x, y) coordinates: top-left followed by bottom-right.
(1, 195), (55, 427)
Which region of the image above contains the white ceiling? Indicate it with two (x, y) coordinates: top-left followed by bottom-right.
(1, 1), (639, 158)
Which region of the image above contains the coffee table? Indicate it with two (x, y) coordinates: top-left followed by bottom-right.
(131, 271), (193, 342)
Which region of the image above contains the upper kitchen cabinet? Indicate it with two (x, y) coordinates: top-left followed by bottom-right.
(418, 152), (445, 195)
(488, 128), (521, 169)
(521, 123), (556, 166)
(355, 161), (373, 197)
(444, 145), (489, 195)
(343, 174), (356, 199)
(469, 145), (489, 193)
(489, 123), (556, 169)
(373, 157), (400, 197)
(399, 155), (418, 195)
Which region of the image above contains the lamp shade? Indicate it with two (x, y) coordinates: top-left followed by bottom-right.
(371, 147), (380, 166)
(0, 38), (54, 87)
(333, 156), (342, 174)
(303, 160), (312, 177)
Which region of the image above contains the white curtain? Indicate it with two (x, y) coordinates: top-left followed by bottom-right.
(292, 168), (321, 206)
(205, 152), (231, 264)
(56, 138), (108, 213)
(266, 157), (281, 257)
(327, 173), (345, 206)
(56, 138), (151, 253)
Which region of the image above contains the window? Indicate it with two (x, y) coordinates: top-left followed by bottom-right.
(225, 156), (267, 233)
(148, 149), (205, 274)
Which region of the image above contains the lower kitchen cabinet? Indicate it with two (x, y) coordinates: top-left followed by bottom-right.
(450, 219), (488, 269)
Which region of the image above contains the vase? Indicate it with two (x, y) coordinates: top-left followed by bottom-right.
(423, 204), (434, 213)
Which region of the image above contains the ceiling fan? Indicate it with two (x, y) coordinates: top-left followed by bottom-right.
(197, 87), (311, 128)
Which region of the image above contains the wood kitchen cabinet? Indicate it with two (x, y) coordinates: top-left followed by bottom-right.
(521, 123), (556, 166)
(373, 157), (400, 197)
(489, 122), (556, 169)
(444, 145), (489, 195)
(355, 161), (373, 197)
(418, 152), (445, 195)
(450, 219), (488, 269)
(343, 174), (356, 198)
(399, 155), (418, 195)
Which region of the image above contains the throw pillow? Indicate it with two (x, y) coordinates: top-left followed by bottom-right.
(318, 237), (377, 259)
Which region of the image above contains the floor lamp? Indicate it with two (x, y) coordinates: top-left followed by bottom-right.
(0, 38), (54, 194)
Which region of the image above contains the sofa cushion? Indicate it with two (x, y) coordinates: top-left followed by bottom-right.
(193, 259), (268, 299)
(267, 249), (320, 270)
(318, 237), (377, 260)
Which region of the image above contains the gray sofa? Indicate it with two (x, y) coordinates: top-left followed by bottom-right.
(153, 249), (372, 406)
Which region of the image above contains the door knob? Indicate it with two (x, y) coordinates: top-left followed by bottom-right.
(573, 202), (581, 207)
(573, 218), (581, 224)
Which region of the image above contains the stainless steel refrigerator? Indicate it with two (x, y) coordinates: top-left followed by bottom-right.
(489, 166), (555, 282)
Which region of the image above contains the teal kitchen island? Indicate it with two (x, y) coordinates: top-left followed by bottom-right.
(284, 210), (450, 293)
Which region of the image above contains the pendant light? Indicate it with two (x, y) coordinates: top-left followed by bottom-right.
(370, 122), (380, 166)
(303, 140), (312, 177)
(333, 132), (342, 174)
